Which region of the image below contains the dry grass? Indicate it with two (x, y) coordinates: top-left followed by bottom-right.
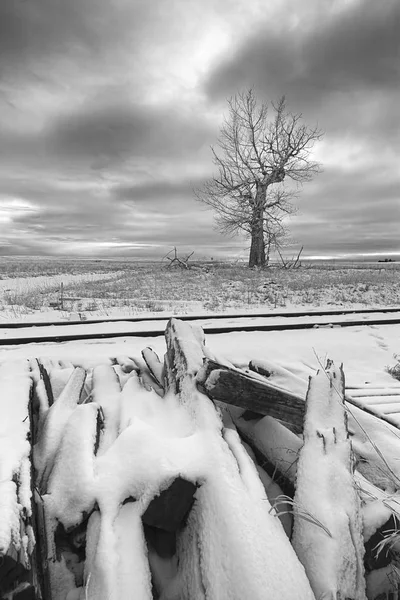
(0, 257), (399, 318)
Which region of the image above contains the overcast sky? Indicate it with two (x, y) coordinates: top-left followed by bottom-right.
(0, 0), (399, 260)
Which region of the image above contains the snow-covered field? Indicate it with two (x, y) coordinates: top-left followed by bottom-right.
(0, 257), (399, 322)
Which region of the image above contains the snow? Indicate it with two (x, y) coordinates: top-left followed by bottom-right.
(366, 564), (400, 599)
(347, 404), (400, 491)
(249, 358), (312, 397)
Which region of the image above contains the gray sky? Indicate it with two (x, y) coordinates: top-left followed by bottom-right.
(0, 0), (399, 260)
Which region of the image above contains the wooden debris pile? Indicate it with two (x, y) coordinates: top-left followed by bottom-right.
(1, 318), (400, 599)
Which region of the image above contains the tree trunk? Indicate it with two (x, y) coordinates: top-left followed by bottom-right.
(249, 204), (265, 267)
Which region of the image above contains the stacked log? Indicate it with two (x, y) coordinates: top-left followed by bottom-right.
(2, 319), (400, 598)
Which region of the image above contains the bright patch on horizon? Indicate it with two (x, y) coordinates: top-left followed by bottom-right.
(81, 242), (162, 249)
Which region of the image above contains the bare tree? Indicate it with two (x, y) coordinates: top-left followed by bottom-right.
(195, 89), (323, 267)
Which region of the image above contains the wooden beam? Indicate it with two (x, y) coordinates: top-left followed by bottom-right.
(197, 359), (305, 433)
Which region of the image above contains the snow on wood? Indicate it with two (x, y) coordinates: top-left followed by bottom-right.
(349, 388), (400, 398)
(164, 317), (205, 396)
(34, 367), (87, 492)
(141, 347), (165, 388)
(48, 365), (75, 403)
(347, 403), (400, 492)
(92, 365), (121, 454)
(211, 355), (400, 498)
(29, 359), (51, 417)
(292, 362), (366, 600)
(162, 319), (315, 599)
(0, 360), (36, 597)
(46, 404), (99, 530)
(231, 406), (400, 597)
(114, 355), (140, 373)
(6, 317), (400, 599)
(249, 358), (311, 398)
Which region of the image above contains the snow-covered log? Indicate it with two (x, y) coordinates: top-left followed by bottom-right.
(197, 358), (305, 433)
(292, 361), (367, 600)
(164, 317), (205, 395)
(34, 367), (87, 493)
(0, 361), (41, 598)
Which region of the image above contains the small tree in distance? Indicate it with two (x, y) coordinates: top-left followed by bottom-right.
(195, 89), (323, 267)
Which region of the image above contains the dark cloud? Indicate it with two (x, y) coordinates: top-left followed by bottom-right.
(288, 163), (400, 255)
(205, 0), (400, 129)
(113, 178), (205, 204)
(0, 93), (215, 182)
(48, 98), (214, 168)
(0, 0), (152, 78)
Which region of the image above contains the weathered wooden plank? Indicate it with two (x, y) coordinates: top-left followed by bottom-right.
(197, 359), (305, 433)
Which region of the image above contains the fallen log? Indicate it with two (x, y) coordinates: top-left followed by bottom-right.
(197, 359), (305, 433)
